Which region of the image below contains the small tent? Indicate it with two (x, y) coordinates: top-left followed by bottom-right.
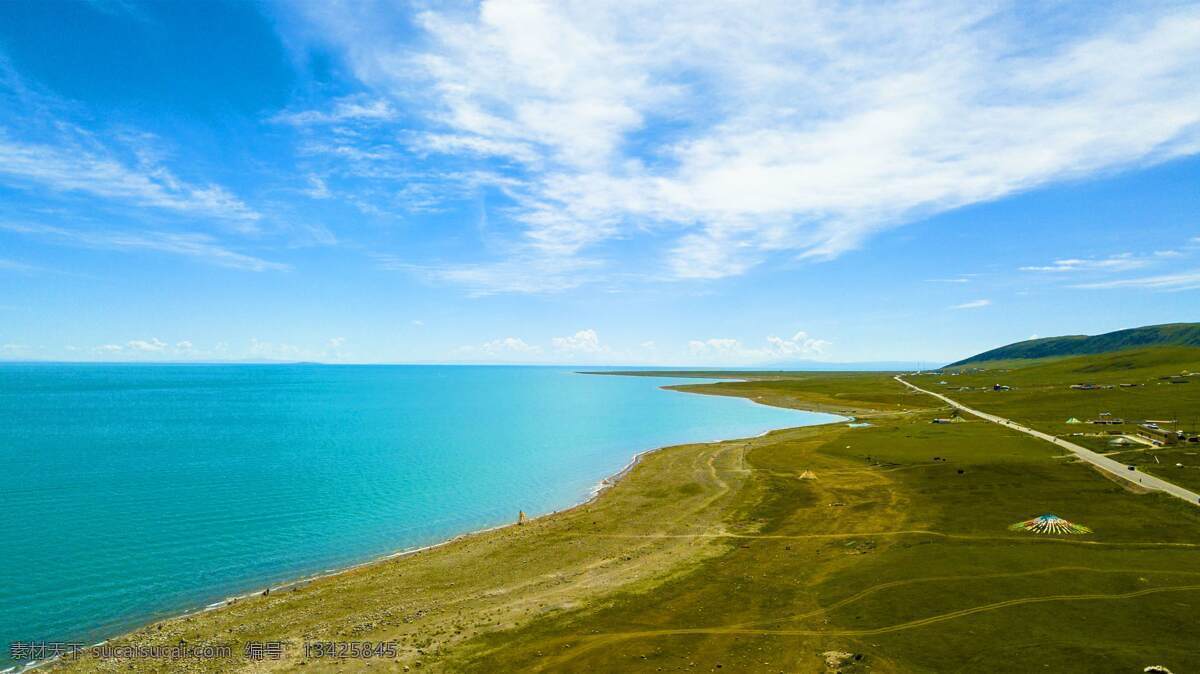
(1009, 514), (1092, 535)
(1065, 417), (1082, 424)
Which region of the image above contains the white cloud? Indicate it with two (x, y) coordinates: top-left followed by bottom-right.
(688, 338), (741, 356)
(385, 252), (602, 296)
(291, 1), (1200, 291)
(304, 175), (332, 199)
(0, 258), (42, 273)
(418, 133), (540, 164)
(687, 330), (831, 363)
(0, 132), (260, 225)
(1019, 254), (1150, 273)
(455, 336), (542, 357)
(551, 328), (606, 354)
(475, 336), (541, 355)
(271, 96), (396, 126)
(80, 339), (225, 360)
(1072, 270), (1200, 291)
(126, 337), (166, 352)
(287, 223), (338, 249)
(324, 336), (348, 360)
(950, 299), (991, 310)
(249, 338), (310, 361)
(1020, 240), (1200, 290)
(0, 222), (288, 272)
(765, 331), (831, 357)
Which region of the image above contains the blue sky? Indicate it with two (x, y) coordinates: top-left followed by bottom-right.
(0, 0), (1197, 366)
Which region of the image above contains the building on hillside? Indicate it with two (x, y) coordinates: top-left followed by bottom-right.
(1090, 417), (1124, 425)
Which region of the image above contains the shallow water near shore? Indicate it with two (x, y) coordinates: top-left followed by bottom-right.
(0, 364), (837, 660)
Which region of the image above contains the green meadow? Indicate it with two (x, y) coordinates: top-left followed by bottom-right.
(934, 346), (1200, 492)
(53, 348), (1200, 673)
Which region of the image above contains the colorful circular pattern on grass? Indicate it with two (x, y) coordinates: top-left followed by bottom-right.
(1009, 514), (1092, 534)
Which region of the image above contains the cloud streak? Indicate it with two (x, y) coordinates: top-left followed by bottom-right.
(0, 133), (261, 226)
(0, 222), (288, 272)
(950, 299), (991, 310)
(1072, 270), (1200, 291)
(1020, 254), (1151, 273)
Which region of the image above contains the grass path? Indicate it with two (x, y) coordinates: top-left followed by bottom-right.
(532, 583), (1200, 672)
(569, 530), (1200, 548)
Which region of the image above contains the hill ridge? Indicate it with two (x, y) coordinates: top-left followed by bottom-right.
(948, 322), (1200, 367)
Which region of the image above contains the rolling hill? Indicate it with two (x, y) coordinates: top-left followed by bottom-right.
(948, 322), (1200, 367)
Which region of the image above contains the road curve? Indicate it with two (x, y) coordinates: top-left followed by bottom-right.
(895, 375), (1200, 507)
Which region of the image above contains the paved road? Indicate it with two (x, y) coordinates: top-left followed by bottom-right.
(895, 375), (1200, 507)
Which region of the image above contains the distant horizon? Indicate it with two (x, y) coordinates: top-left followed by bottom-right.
(0, 358), (933, 370)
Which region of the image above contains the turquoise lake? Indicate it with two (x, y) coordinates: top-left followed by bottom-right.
(0, 364), (839, 663)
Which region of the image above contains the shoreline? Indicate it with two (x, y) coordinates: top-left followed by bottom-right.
(13, 382), (845, 674)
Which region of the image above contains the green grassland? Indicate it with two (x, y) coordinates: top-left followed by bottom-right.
(601, 371), (925, 417)
(933, 346), (1200, 490)
(51, 348), (1200, 673)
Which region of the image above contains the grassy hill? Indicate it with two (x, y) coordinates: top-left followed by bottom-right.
(948, 322), (1200, 367)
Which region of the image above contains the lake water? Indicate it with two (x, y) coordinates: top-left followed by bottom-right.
(0, 364), (838, 664)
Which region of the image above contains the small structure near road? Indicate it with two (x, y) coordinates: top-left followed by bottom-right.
(1009, 514), (1092, 535)
(1137, 425), (1178, 446)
